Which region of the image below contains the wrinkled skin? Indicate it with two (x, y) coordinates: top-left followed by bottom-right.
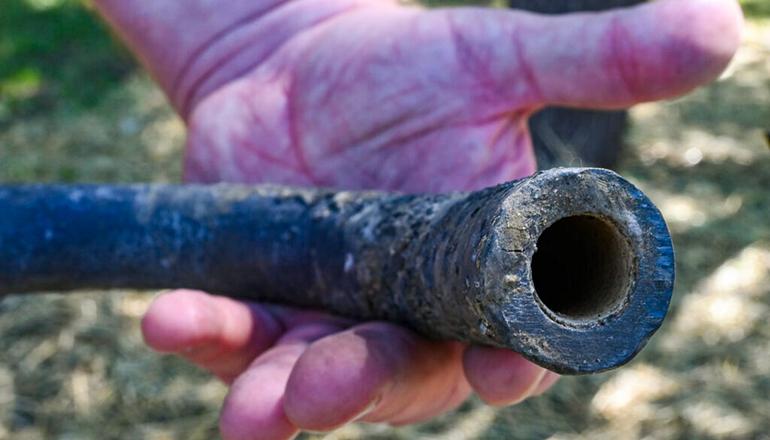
(94, 0), (742, 438)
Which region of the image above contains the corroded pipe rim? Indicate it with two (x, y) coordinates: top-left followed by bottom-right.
(479, 168), (674, 374)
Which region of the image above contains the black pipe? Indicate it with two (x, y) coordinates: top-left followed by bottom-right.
(0, 168), (674, 374)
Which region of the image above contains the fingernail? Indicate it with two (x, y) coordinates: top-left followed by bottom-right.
(354, 395), (382, 422)
(353, 402), (377, 421)
(522, 368), (548, 400)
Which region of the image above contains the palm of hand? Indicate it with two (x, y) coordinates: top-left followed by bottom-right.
(123, 0), (742, 438)
(183, 4), (541, 192)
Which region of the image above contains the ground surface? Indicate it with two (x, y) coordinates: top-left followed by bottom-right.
(1, 1), (768, 439)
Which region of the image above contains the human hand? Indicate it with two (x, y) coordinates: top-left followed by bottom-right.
(94, 0), (742, 438)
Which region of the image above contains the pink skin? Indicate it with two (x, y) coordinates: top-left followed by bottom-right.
(94, 0), (742, 438)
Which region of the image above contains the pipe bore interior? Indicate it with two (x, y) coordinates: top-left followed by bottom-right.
(531, 215), (633, 323)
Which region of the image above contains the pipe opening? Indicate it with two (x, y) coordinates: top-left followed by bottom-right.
(531, 215), (632, 323)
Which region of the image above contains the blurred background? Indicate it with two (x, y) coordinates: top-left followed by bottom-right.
(1, 0), (768, 438)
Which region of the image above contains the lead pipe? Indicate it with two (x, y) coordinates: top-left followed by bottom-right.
(0, 168), (674, 374)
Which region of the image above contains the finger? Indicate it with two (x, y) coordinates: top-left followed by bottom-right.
(463, 346), (546, 406)
(220, 322), (345, 440)
(283, 322), (472, 431)
(435, 0), (743, 108)
(141, 289), (285, 382)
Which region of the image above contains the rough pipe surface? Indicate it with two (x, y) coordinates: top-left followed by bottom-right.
(0, 168), (674, 374)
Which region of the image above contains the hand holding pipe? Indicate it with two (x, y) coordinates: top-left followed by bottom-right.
(0, 168), (674, 374)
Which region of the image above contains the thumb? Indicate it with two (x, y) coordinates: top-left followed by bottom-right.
(438, 0), (743, 109)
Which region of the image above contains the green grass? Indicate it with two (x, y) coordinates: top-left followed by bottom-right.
(741, 0), (770, 17)
(0, 0), (135, 124)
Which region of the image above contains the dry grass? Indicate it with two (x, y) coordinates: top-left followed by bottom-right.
(1, 1), (769, 438)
